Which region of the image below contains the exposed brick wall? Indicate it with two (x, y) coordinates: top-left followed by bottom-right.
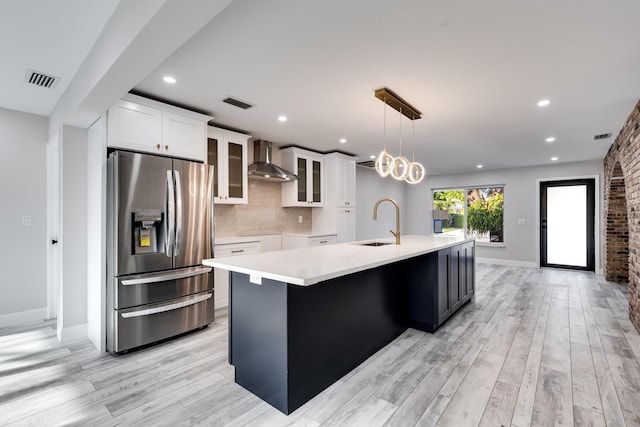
(606, 163), (629, 282)
(604, 100), (640, 332)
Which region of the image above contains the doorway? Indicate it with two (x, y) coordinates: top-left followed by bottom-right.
(540, 179), (595, 271)
(46, 133), (61, 319)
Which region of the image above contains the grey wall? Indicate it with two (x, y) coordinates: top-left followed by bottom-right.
(60, 125), (88, 333)
(0, 108), (48, 317)
(356, 167), (408, 241)
(405, 160), (604, 265)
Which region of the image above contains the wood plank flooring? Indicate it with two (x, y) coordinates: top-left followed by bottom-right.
(1, 263), (639, 426)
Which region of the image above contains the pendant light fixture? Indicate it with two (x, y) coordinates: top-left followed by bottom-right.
(375, 96), (393, 177)
(405, 116), (426, 184)
(373, 88), (426, 184)
(390, 106), (409, 180)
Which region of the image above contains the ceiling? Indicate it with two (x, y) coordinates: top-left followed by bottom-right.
(0, 0), (120, 116)
(3, 0), (640, 176)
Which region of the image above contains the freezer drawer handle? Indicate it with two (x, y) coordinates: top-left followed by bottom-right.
(121, 293), (212, 319)
(121, 266), (212, 286)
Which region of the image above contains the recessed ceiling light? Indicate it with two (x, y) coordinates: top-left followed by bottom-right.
(163, 76), (176, 84)
(370, 155), (376, 159)
(278, 115), (287, 122)
(545, 137), (556, 143)
(537, 99), (550, 107)
(551, 157), (558, 161)
(477, 164), (483, 169)
(339, 138), (347, 144)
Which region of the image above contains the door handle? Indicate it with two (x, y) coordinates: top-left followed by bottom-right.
(174, 170), (183, 257)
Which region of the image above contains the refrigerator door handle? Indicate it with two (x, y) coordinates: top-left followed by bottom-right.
(120, 292), (212, 318)
(165, 170), (176, 257)
(120, 266), (212, 286)
(174, 170), (183, 256)
(207, 165), (215, 256)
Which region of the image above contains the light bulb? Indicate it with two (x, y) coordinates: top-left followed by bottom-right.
(390, 156), (409, 180)
(375, 151), (393, 177)
(405, 162), (426, 184)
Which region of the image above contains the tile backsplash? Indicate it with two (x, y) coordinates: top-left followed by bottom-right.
(214, 179), (312, 236)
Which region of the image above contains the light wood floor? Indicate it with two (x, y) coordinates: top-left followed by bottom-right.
(2, 263), (640, 426)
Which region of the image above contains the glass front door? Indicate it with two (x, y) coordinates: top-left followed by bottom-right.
(540, 179), (595, 271)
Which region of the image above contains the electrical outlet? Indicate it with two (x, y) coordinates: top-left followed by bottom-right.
(21, 216), (31, 226)
(298, 215), (303, 224)
(518, 218), (525, 225)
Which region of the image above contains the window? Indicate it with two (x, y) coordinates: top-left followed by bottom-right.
(433, 186), (504, 244)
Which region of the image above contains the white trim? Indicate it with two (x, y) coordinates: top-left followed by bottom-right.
(0, 308), (47, 328)
(476, 257), (537, 268)
(57, 323), (87, 343)
(535, 175), (600, 271)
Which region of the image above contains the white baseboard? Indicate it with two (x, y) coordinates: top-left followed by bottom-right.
(476, 257), (537, 268)
(0, 307), (48, 328)
(57, 323), (87, 343)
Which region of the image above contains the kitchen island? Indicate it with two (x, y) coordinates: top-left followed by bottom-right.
(203, 235), (475, 414)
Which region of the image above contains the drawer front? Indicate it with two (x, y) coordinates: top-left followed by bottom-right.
(215, 241), (261, 257)
(115, 266), (212, 309)
(308, 236), (337, 247)
(110, 290), (214, 354)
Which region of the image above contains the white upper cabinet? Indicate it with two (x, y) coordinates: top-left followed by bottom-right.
(281, 147), (324, 207)
(207, 126), (249, 205)
(333, 154), (356, 208)
(107, 94), (211, 162)
(311, 152), (358, 243)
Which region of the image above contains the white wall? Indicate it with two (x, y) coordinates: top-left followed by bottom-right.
(356, 166), (408, 241)
(58, 125), (88, 341)
(86, 117), (107, 351)
(0, 108), (48, 325)
(405, 160), (604, 266)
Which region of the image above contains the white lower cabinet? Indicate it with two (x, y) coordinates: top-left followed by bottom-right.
(336, 208), (356, 243)
(282, 234), (337, 249)
(213, 240), (261, 309)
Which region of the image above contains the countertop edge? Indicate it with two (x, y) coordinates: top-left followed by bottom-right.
(203, 235), (474, 286)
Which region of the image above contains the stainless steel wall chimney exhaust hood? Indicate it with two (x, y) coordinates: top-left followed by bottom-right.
(247, 140), (297, 182)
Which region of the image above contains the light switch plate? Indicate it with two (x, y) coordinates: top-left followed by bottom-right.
(21, 216), (31, 226)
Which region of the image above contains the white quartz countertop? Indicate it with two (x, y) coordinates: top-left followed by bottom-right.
(214, 236), (262, 245)
(203, 235), (473, 286)
(281, 232), (337, 238)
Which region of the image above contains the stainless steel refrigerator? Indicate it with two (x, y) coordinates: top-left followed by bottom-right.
(106, 150), (215, 354)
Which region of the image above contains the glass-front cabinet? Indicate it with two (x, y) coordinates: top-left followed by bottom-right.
(207, 126), (249, 204)
(281, 147), (324, 207)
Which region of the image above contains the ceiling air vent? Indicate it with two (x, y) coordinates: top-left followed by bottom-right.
(24, 69), (60, 89)
(357, 160), (376, 168)
(222, 96), (254, 110)
(593, 133), (612, 141)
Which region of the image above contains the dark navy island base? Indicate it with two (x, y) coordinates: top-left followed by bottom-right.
(228, 241), (474, 415)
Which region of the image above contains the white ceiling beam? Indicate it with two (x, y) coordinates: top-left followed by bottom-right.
(49, 0), (233, 136)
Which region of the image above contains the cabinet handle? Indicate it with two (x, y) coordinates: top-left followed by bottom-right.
(157, 144), (161, 150)
(231, 249), (244, 254)
(165, 144), (169, 150)
(319, 240), (328, 244)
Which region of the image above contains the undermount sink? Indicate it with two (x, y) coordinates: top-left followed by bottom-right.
(358, 241), (393, 247)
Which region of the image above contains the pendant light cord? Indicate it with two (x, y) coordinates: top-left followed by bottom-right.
(383, 97), (387, 152)
(399, 107), (403, 157)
